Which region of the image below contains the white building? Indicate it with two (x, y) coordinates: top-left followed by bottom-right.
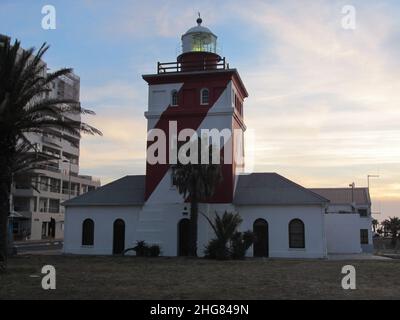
(63, 19), (372, 258)
(10, 71), (100, 241)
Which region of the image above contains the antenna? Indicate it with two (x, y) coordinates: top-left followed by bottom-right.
(367, 174), (381, 215)
(367, 174), (380, 189)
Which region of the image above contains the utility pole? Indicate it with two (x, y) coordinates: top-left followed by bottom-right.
(349, 182), (355, 203)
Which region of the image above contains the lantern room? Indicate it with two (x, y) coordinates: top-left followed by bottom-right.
(181, 17), (217, 54)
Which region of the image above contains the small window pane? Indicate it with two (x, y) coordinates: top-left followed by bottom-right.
(82, 219), (94, 246)
(201, 89), (209, 105)
(358, 209), (368, 217)
(171, 91), (178, 106)
(289, 219), (305, 248)
(360, 229), (369, 244)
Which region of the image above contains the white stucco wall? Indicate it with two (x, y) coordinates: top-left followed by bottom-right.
(63, 203), (235, 256)
(64, 203), (327, 258)
(63, 206), (142, 255)
(324, 213), (372, 254)
(236, 205), (327, 258)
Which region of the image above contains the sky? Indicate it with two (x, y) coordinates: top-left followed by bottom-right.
(1, 0), (399, 221)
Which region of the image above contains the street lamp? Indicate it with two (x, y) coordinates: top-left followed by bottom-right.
(349, 182), (355, 204)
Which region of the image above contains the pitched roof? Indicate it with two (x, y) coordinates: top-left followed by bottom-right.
(309, 188), (371, 205)
(63, 175), (145, 207)
(234, 173), (328, 205)
(63, 173), (332, 207)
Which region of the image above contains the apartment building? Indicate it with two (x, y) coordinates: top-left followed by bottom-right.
(10, 71), (100, 240)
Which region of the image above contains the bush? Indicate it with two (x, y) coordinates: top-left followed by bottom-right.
(148, 245), (161, 257)
(203, 211), (255, 260)
(204, 239), (230, 260)
(230, 231), (255, 260)
(123, 241), (161, 257)
(133, 240), (148, 257)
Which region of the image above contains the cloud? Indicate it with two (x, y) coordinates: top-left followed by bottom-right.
(222, 2), (400, 203)
(42, 0), (399, 218)
(78, 80), (147, 183)
(81, 82), (138, 104)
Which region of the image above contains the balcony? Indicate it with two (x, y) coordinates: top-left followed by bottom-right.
(42, 135), (62, 148)
(39, 207), (61, 214)
(157, 57), (228, 74)
(37, 164), (61, 173)
(62, 188), (78, 197)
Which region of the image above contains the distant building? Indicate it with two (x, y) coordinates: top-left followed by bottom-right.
(10, 66), (100, 241)
(311, 188), (373, 253)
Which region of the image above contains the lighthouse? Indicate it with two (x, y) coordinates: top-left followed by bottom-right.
(65, 18), (366, 259)
(143, 17), (249, 205)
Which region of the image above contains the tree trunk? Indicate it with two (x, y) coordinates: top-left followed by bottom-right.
(189, 198), (198, 257)
(0, 171), (11, 270)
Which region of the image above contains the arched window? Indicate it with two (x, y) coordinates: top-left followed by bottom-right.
(82, 219), (94, 246)
(289, 219), (305, 248)
(200, 88), (209, 105)
(171, 90), (178, 106)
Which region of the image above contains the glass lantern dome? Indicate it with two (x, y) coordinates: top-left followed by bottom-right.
(181, 17), (217, 54)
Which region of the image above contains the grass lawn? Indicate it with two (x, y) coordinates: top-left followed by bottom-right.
(1, 255), (399, 300)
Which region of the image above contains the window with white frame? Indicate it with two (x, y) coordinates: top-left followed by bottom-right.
(200, 88), (209, 105)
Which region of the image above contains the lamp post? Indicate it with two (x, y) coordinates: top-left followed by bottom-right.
(349, 182), (355, 203)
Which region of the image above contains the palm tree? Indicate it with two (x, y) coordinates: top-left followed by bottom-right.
(203, 211), (254, 260)
(172, 141), (222, 257)
(382, 217), (400, 247)
(372, 219), (379, 233)
(204, 211), (243, 248)
(0, 37), (101, 269)
(203, 211), (242, 260)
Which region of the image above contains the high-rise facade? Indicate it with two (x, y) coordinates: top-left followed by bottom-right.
(10, 70), (100, 241)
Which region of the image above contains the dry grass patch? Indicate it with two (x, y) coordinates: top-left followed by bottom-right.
(1, 255), (399, 300)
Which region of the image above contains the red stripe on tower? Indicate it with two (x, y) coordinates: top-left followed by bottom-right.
(142, 17), (248, 203)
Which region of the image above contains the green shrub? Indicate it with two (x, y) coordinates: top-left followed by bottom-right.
(126, 241), (161, 257)
(203, 211), (254, 260)
(148, 245), (161, 257)
(133, 240), (148, 257)
(230, 231), (255, 260)
(204, 239), (230, 260)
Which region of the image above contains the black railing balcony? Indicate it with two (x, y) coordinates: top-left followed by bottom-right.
(157, 57), (228, 74)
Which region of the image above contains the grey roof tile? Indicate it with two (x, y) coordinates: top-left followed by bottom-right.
(309, 188), (371, 205)
(234, 173), (328, 205)
(63, 175), (145, 207)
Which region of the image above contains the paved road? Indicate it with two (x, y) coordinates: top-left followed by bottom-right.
(14, 241), (63, 254)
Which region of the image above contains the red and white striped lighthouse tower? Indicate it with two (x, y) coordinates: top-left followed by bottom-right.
(143, 16), (248, 205)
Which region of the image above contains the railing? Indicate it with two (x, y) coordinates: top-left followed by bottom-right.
(50, 186), (61, 193)
(157, 57), (228, 74)
(62, 188), (78, 196)
(42, 135), (62, 146)
(39, 207), (60, 214)
(37, 164), (61, 173)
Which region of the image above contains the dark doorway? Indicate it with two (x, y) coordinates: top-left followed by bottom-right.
(253, 219), (269, 257)
(113, 219), (125, 255)
(49, 218), (56, 238)
(178, 219), (190, 256)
